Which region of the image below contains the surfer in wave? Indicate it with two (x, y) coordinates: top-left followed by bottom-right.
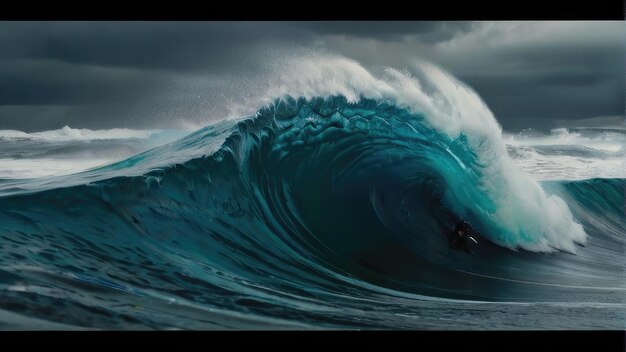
(450, 220), (478, 254)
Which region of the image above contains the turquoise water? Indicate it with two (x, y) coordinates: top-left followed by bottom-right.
(0, 97), (623, 329)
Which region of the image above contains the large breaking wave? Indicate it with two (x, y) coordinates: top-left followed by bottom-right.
(0, 57), (623, 329)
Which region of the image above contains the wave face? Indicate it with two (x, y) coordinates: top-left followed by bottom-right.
(0, 61), (623, 329)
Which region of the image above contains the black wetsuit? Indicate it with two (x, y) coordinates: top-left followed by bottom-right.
(449, 222), (473, 254)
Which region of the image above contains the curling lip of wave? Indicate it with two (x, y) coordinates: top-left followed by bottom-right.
(241, 56), (587, 253)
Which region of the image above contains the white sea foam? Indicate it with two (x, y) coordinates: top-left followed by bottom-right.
(0, 128), (189, 179)
(230, 54), (588, 253)
(505, 128), (626, 181)
(507, 148), (625, 181)
(0, 158), (115, 179)
(0, 126), (157, 142)
(504, 128), (625, 153)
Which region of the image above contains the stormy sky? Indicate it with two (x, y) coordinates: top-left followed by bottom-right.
(0, 21), (623, 132)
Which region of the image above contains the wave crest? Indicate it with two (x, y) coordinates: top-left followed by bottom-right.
(236, 55), (587, 252)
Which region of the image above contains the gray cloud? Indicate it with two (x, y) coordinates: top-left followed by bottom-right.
(295, 21), (477, 43)
(0, 59), (168, 105)
(0, 22), (306, 71)
(0, 21), (623, 132)
(0, 105), (78, 131)
(314, 22), (625, 130)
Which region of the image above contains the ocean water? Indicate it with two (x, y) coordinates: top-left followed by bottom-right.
(0, 61), (623, 330)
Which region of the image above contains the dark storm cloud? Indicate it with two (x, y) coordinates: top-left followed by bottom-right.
(456, 62), (623, 121)
(464, 73), (623, 130)
(0, 105), (78, 131)
(0, 21), (623, 132)
(0, 21), (312, 131)
(295, 21), (477, 43)
(451, 24), (625, 129)
(0, 59), (168, 105)
(0, 21), (474, 70)
(0, 22), (307, 71)
(315, 22), (624, 130)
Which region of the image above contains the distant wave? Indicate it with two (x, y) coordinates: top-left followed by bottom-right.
(505, 127), (625, 152)
(0, 126), (159, 142)
(0, 127), (189, 179)
(504, 127), (626, 180)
